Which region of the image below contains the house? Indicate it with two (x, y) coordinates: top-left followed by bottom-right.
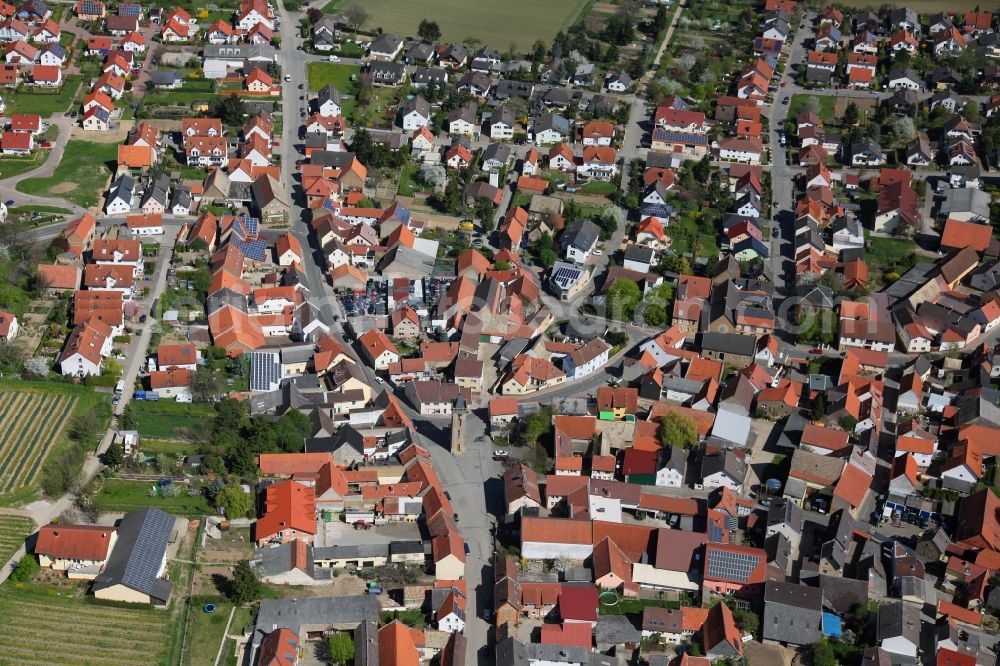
(877, 601), (920, 658)
(847, 139), (885, 167)
(703, 599), (744, 659)
(548, 142), (576, 171)
(254, 480), (317, 546)
(605, 70), (632, 92)
(874, 181), (920, 233)
(563, 338), (611, 381)
(481, 143), (512, 172)
(699, 449), (747, 490)
(91, 508), (174, 605)
(579, 145), (618, 180)
(447, 103), (478, 137)
(906, 134), (933, 167)
(1, 129), (30, 154)
(35, 523), (116, 577)
(398, 95), (429, 131)
(486, 105), (514, 140)
(245, 67), (275, 94)
(368, 33), (403, 61)
(655, 447), (687, 488)
(368, 61), (406, 86)
(718, 137), (763, 164)
(561, 220), (600, 263)
(358, 329), (399, 370)
(581, 119), (615, 147)
(763, 581), (822, 645)
(532, 112), (569, 145)
(0, 310), (17, 342)
(59, 319), (112, 376)
(404, 380), (471, 416)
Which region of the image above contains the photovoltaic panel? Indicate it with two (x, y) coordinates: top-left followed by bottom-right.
(706, 548), (761, 582)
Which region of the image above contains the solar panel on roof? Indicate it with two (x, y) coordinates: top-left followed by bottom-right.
(708, 522), (725, 543)
(118, 2), (140, 15)
(706, 548), (760, 582)
(250, 351), (281, 392)
(120, 509), (173, 593)
(235, 239), (267, 262)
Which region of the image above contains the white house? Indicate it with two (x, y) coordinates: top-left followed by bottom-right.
(0, 310), (18, 342)
(59, 320), (112, 377)
(562, 338), (611, 381)
(655, 447), (686, 488)
(718, 138), (763, 164)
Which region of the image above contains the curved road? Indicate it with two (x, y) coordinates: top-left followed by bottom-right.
(0, 114), (85, 213)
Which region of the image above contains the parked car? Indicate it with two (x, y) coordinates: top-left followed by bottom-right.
(493, 450), (509, 460)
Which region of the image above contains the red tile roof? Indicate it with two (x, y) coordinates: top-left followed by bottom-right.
(255, 480), (316, 541)
(35, 524), (116, 561)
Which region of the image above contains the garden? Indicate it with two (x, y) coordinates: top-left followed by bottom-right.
(129, 399), (217, 440)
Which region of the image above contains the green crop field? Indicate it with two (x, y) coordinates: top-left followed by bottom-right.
(326, 0), (591, 50)
(0, 516), (32, 565)
(0, 389), (78, 495)
(17, 140), (119, 208)
(0, 585), (172, 666)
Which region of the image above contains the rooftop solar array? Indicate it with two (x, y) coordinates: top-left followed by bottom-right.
(120, 508), (173, 593)
(236, 239), (268, 262)
(250, 350), (282, 392)
(233, 216), (260, 242)
(706, 548), (761, 582)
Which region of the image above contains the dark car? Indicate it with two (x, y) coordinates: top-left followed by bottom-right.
(139, 314), (148, 323)
(809, 348), (823, 355)
(453, 513), (459, 523)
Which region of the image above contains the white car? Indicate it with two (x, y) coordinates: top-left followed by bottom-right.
(593, 249), (603, 256)
(329, 55), (340, 62)
(284, 74), (291, 82)
(493, 449), (509, 459)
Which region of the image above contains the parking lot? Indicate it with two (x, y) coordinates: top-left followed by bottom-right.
(336, 275), (453, 320)
(312, 516), (423, 549)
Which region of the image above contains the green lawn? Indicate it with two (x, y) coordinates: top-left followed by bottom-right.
(0, 150), (47, 180)
(16, 140), (118, 208)
(5, 76), (84, 116)
(185, 596), (238, 666)
(326, 0), (591, 50)
(131, 400), (216, 440)
(788, 94), (836, 124)
(92, 478), (211, 515)
(666, 213), (718, 258)
(600, 597), (681, 616)
(142, 80), (218, 108)
(866, 233), (918, 276)
(580, 180), (619, 196)
(307, 62), (360, 92)
(397, 163), (422, 196)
